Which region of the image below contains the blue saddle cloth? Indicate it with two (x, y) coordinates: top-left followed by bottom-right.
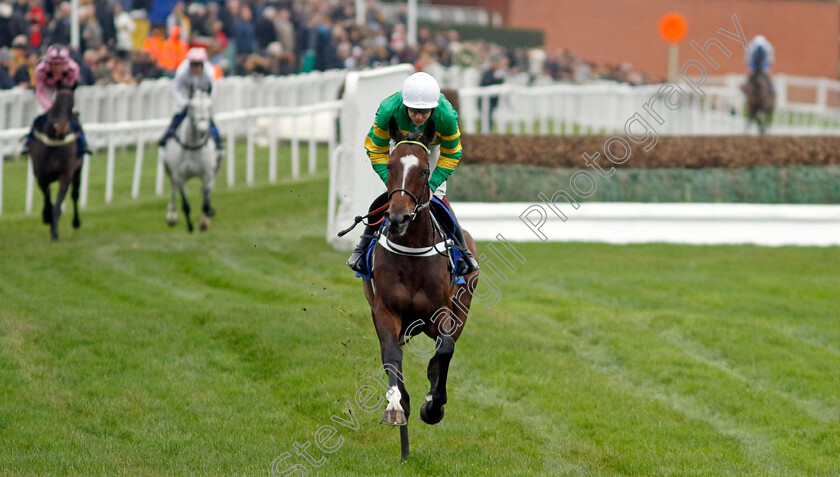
(354, 233), (378, 281)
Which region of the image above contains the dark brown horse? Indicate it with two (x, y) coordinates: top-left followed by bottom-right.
(362, 117), (479, 459)
(29, 89), (83, 240)
(743, 70), (775, 135)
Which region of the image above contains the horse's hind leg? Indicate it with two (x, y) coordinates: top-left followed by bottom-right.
(420, 333), (454, 425)
(71, 167), (81, 229)
(421, 234), (477, 425)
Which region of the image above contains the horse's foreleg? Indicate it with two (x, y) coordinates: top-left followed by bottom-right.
(199, 183), (214, 232)
(38, 179), (52, 225)
(376, 310), (409, 427)
(51, 179), (71, 241)
(166, 176), (179, 226)
(201, 184), (215, 218)
(180, 186), (193, 233)
(375, 308), (411, 460)
(420, 333), (454, 426)
(71, 167), (81, 229)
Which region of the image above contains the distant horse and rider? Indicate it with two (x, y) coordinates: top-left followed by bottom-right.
(340, 73), (480, 460)
(159, 47), (224, 232)
(742, 35), (776, 135)
(24, 44), (91, 241)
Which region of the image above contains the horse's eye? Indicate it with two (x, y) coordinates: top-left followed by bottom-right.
(422, 169), (430, 177)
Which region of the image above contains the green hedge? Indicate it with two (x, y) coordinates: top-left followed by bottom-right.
(447, 164), (840, 204)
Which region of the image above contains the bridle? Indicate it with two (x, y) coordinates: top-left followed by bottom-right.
(175, 96), (212, 151)
(387, 140), (432, 221)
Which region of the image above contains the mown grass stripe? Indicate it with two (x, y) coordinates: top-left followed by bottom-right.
(2, 151), (840, 475)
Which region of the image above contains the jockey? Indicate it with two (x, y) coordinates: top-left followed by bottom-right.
(746, 35), (774, 75)
(346, 71), (480, 276)
(23, 44), (90, 157)
(158, 47), (223, 152)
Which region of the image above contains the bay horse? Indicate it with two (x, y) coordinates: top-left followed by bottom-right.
(161, 88), (220, 232)
(362, 117), (479, 459)
(743, 70), (775, 135)
(29, 88), (83, 241)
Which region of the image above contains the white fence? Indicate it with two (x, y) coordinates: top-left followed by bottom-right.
(458, 76), (840, 136)
(3, 66), (837, 135)
(0, 101), (340, 216)
(459, 202), (840, 246)
(0, 70), (346, 130)
(5, 66), (840, 218)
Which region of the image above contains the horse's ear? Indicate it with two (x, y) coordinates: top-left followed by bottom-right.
(422, 118), (436, 145)
(388, 116), (401, 141)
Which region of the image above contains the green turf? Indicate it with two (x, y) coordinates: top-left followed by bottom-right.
(1, 155), (839, 475)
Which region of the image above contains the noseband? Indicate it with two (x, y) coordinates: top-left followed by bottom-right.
(387, 140), (431, 221)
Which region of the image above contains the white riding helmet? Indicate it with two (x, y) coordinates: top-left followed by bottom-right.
(751, 35), (770, 47)
(402, 72), (440, 109)
(186, 47), (208, 63)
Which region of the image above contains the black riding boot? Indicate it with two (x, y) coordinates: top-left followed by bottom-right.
(22, 115), (46, 155)
(158, 129), (173, 147)
(430, 198), (479, 276)
(72, 118), (91, 156)
(451, 224), (479, 276)
(346, 224), (377, 273)
(346, 192), (389, 273)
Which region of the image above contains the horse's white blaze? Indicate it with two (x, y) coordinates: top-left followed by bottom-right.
(385, 385), (403, 412)
(399, 155), (419, 196)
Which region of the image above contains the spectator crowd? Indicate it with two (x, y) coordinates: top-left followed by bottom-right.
(1, 0), (661, 90)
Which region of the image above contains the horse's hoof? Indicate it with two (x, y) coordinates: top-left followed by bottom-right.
(72, 218), (81, 229)
(381, 409), (407, 426)
(205, 208), (216, 218)
(166, 212), (178, 226)
(42, 212), (52, 225)
(419, 402), (444, 425)
(199, 216), (210, 232)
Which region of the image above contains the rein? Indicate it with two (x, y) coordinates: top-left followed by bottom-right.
(338, 138), (440, 259)
(337, 142), (432, 237)
(387, 140), (432, 220)
(336, 202), (390, 237)
(175, 105), (212, 151)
